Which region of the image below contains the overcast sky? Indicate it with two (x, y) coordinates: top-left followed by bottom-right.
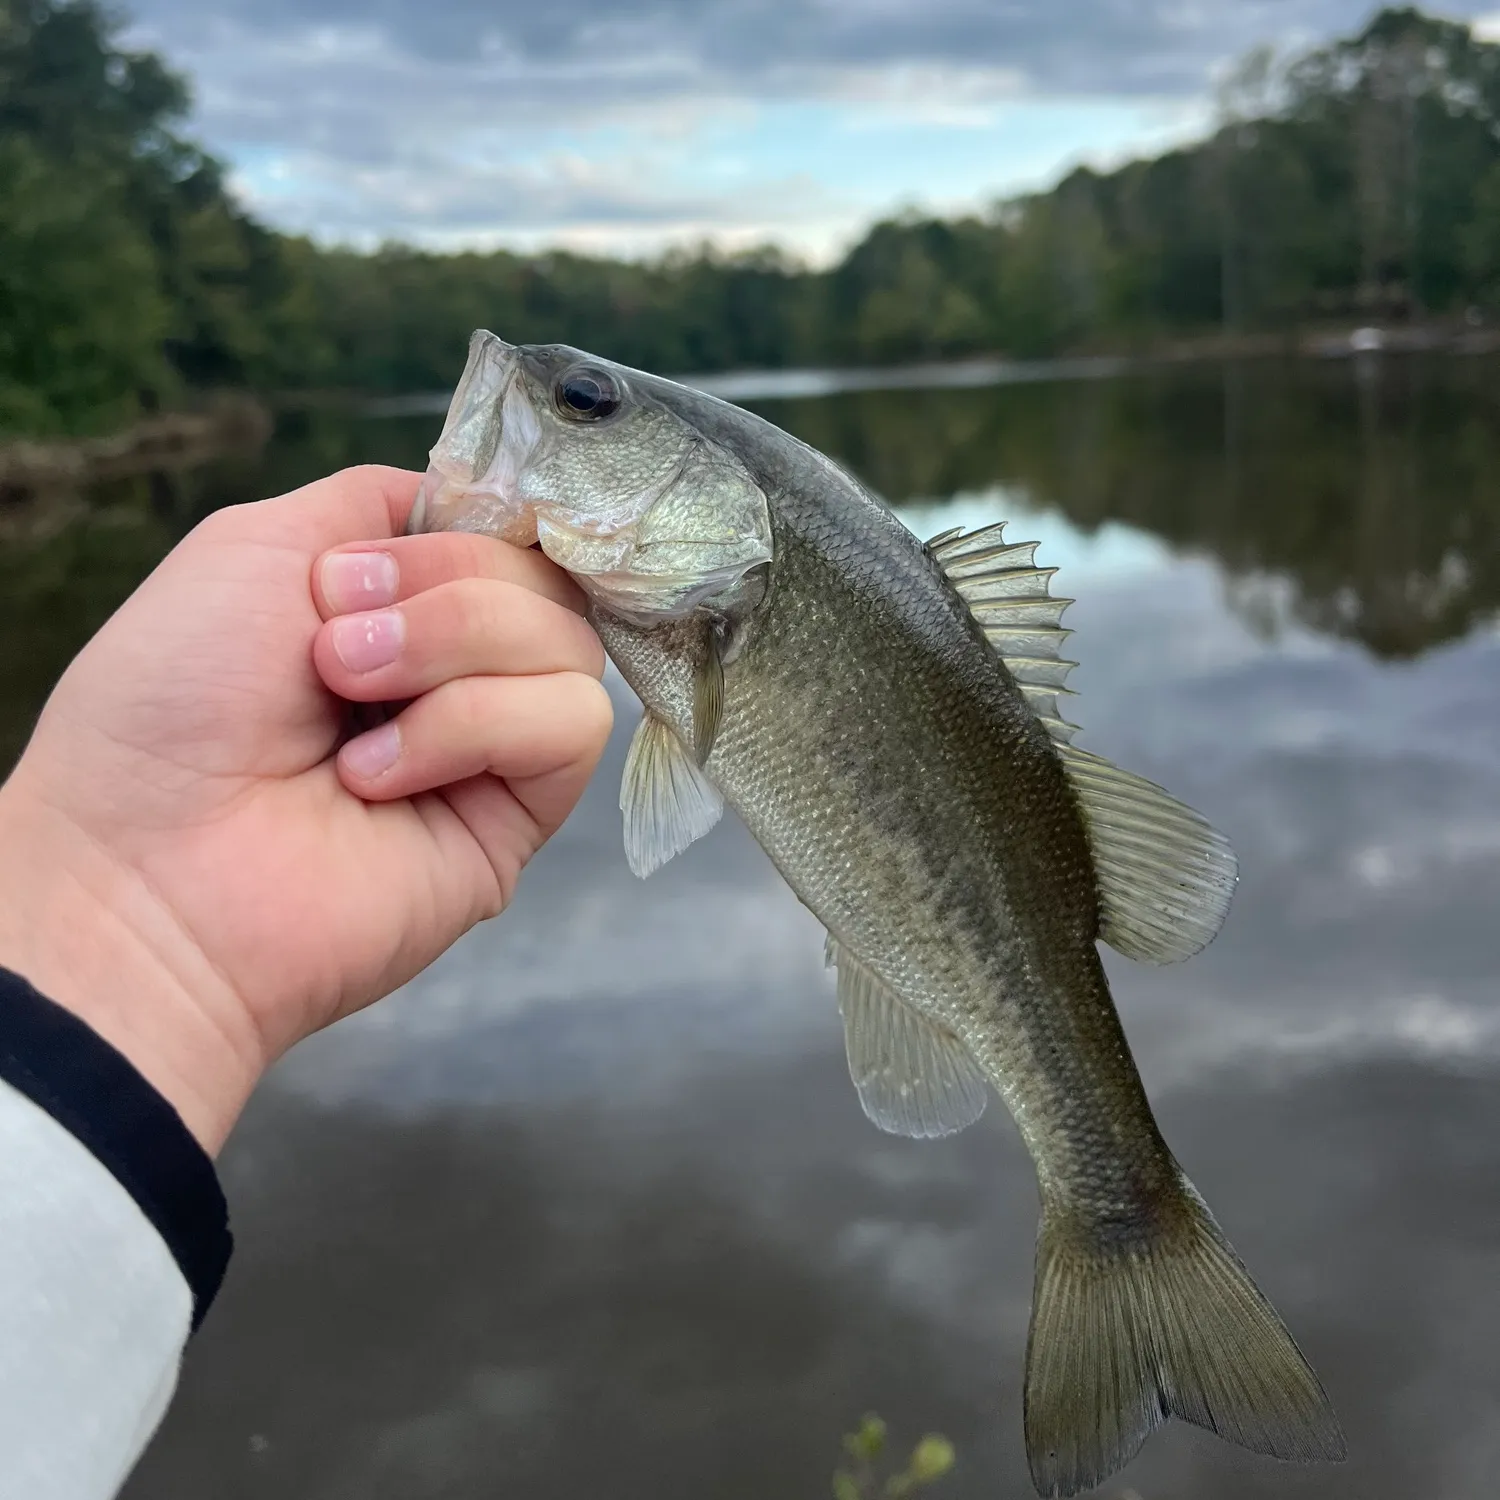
(121, 0), (1500, 263)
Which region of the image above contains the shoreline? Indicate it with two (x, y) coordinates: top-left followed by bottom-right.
(0, 395), (273, 499)
(5, 318), (1498, 489)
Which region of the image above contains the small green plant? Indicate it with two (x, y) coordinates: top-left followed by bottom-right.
(833, 1413), (956, 1500)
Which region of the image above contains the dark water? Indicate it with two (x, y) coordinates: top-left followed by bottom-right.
(4, 356), (1500, 1497)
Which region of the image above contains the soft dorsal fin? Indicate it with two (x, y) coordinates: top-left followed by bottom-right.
(619, 711), (724, 877)
(927, 521), (1237, 963)
(1058, 744), (1238, 963)
(825, 934), (988, 1138)
(926, 522), (1080, 744)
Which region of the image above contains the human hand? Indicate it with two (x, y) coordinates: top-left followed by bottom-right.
(0, 466), (612, 1152)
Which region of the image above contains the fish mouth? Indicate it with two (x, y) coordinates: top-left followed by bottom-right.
(409, 329), (532, 541)
(411, 330), (719, 602)
(412, 330), (648, 562)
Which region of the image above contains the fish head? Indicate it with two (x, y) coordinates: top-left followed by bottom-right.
(411, 330), (774, 622)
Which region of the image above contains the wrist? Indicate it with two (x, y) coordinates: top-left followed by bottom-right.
(0, 773), (266, 1154)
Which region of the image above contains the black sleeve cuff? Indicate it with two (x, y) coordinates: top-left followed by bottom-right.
(0, 966), (232, 1330)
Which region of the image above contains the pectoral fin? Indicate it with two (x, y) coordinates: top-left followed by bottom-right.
(620, 711), (723, 877)
(694, 627), (724, 765)
(826, 935), (988, 1138)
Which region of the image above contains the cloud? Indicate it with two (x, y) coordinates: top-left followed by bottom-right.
(116, 0), (1500, 253)
(231, 144), (846, 256)
(128, 0), (1500, 98)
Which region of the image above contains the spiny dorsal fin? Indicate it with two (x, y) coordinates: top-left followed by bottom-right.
(825, 934), (988, 1138)
(927, 521), (1237, 963)
(620, 711), (723, 877)
(1057, 743), (1238, 964)
(927, 522), (1080, 744)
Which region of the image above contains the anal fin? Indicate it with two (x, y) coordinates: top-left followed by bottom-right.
(825, 935), (987, 1138)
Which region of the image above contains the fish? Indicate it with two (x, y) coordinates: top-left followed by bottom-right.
(408, 330), (1348, 1496)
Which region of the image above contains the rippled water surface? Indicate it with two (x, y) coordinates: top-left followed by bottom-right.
(5, 356), (1500, 1498)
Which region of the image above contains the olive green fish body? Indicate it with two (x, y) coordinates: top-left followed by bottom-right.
(595, 442), (1173, 1218)
(412, 332), (1347, 1496)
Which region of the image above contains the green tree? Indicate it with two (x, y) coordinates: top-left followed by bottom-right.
(0, 135), (171, 435)
(12, 2), (1500, 440)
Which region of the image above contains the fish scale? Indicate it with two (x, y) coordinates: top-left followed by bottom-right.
(412, 329), (1347, 1497)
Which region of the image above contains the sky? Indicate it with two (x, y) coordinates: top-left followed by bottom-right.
(120, 0), (1500, 265)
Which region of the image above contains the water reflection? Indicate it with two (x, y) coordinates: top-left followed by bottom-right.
(2, 358), (1498, 1497)
(764, 356), (1500, 658)
(128, 1056), (1498, 1500)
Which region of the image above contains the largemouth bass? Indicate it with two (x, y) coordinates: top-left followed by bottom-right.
(409, 331), (1347, 1495)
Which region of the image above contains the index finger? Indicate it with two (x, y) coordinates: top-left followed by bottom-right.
(261, 464), (426, 544)
(313, 531), (588, 620)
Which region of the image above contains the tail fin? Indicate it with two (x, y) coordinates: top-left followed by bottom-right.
(1023, 1174), (1346, 1497)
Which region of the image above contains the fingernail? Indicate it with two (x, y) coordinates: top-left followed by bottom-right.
(322, 551), (398, 613)
(342, 721), (400, 780)
(331, 610), (405, 673)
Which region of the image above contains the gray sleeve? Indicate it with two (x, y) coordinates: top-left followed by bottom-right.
(0, 1077), (192, 1499)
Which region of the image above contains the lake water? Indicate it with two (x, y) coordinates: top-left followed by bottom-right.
(5, 355), (1500, 1498)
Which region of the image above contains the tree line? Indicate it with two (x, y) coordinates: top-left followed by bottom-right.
(5, 1), (1500, 437)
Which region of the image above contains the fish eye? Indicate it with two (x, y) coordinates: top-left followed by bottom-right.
(554, 365), (623, 422)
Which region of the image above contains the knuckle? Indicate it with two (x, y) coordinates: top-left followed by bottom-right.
(566, 674), (615, 753)
(188, 504), (243, 543)
(460, 532), (508, 576)
(424, 530), (504, 582)
(339, 462), (401, 488)
(583, 629), (607, 679)
(485, 849), (524, 917)
(445, 577), (494, 639)
(448, 675), (498, 734)
(562, 613), (608, 678)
